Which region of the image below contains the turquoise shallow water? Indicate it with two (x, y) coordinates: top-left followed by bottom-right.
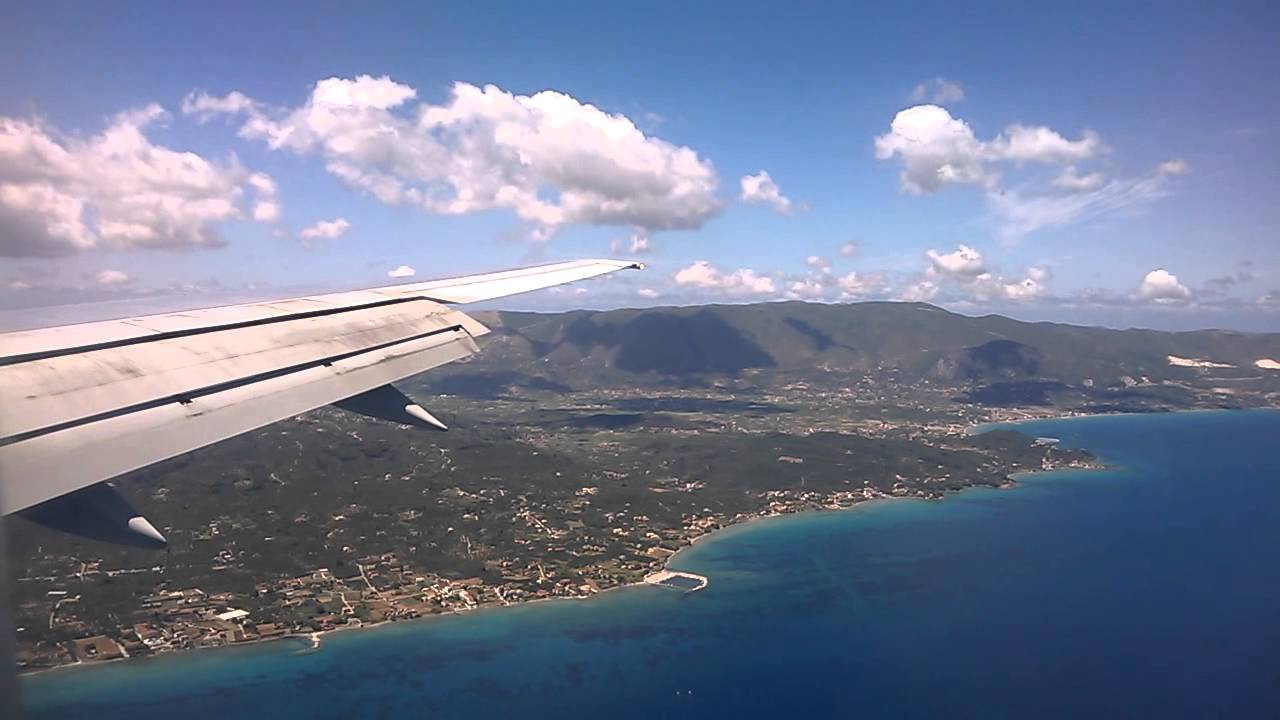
(21, 410), (1280, 718)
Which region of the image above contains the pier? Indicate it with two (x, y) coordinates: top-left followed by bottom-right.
(642, 570), (708, 593)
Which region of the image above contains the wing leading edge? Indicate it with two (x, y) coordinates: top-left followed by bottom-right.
(0, 259), (642, 536)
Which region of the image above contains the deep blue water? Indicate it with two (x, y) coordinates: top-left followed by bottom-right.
(21, 410), (1280, 718)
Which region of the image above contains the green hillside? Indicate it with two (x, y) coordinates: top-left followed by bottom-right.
(437, 301), (1280, 392)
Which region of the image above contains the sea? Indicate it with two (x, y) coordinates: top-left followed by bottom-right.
(20, 409), (1280, 718)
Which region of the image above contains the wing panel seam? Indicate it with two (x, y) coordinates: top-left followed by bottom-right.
(0, 323), (467, 446)
(0, 296), (431, 367)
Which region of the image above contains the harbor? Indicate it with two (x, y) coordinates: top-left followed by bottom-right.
(642, 570), (709, 593)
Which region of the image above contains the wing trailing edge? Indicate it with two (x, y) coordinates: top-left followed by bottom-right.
(0, 259), (643, 526)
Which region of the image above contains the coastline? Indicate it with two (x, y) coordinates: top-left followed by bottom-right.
(25, 407), (1261, 680)
(20, 563), (683, 679)
(970, 405), (1280, 435)
(25, 409), (1280, 719)
(17, 629), (314, 680)
(18, 481), (1066, 679)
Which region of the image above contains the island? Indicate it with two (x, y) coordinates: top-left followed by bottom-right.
(9, 301), (1277, 671)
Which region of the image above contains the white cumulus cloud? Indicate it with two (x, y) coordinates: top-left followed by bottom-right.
(875, 105), (1188, 239)
(610, 231), (651, 255)
(986, 124), (1105, 164)
(387, 264), (416, 278)
(247, 172), (277, 196)
(782, 262), (886, 302)
(916, 246), (1052, 304)
(95, 269), (131, 285)
(874, 105), (991, 194)
(0, 106), (255, 257)
(1051, 166), (1106, 193)
(836, 271), (887, 299)
(787, 277), (827, 299)
(998, 266), (1051, 301)
(187, 76), (722, 238)
(247, 171), (281, 222)
(673, 260), (776, 295)
(253, 201), (281, 222)
(181, 91), (259, 122)
(299, 217), (350, 239)
(875, 105), (1105, 196)
(926, 244), (987, 277)
(899, 279), (940, 302)
(838, 242), (858, 257)
(1136, 268), (1191, 302)
(740, 170), (792, 214)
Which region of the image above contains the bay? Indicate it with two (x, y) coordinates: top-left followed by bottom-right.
(21, 409), (1280, 718)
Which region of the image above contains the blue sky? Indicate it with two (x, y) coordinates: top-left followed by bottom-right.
(1, 1), (1277, 330)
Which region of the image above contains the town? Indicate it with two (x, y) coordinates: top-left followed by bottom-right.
(10, 375), (1108, 672)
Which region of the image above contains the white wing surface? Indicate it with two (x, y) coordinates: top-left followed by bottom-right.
(0, 259), (641, 520)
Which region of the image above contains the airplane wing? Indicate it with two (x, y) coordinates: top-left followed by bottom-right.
(0, 258), (641, 546)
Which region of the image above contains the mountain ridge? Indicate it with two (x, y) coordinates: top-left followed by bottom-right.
(442, 300), (1280, 392)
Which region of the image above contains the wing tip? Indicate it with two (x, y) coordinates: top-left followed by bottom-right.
(591, 258), (645, 271)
